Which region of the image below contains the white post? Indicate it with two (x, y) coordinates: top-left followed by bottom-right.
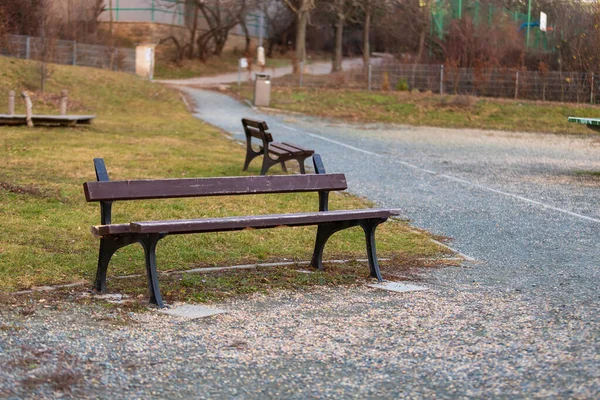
(259, 13), (264, 47)
(8, 91), (15, 116)
(21, 92), (34, 128)
(60, 90), (68, 115)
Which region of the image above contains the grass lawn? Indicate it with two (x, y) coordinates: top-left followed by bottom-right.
(0, 57), (445, 303)
(229, 84), (600, 135)
(154, 52), (292, 80)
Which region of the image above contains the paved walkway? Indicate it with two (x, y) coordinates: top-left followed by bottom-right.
(157, 57), (377, 86)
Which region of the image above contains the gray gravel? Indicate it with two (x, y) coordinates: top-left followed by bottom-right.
(2, 88), (599, 398)
(2, 285), (598, 398)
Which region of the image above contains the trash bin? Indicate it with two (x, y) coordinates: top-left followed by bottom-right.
(254, 74), (271, 107)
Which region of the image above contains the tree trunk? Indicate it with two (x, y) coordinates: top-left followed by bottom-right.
(239, 18), (251, 53)
(189, 3), (199, 59)
(109, 0), (114, 37)
(294, 9), (309, 74)
(332, 14), (344, 72)
(363, 2), (371, 74)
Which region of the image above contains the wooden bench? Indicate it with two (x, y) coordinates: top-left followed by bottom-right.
(241, 118), (314, 175)
(83, 155), (399, 308)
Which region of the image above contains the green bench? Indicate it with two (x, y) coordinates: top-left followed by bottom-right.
(567, 116), (600, 133)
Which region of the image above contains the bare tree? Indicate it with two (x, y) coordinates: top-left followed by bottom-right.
(261, 0), (295, 57)
(158, 0), (253, 62)
(284, 0), (316, 73)
(326, 0), (358, 72)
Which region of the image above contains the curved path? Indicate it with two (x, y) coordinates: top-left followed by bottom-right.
(184, 87), (600, 306)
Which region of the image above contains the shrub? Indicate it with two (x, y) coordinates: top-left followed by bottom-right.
(395, 78), (409, 91)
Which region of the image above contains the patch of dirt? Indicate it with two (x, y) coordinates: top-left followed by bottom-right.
(0, 181), (46, 197)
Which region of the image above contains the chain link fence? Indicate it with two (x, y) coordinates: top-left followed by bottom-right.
(0, 34), (135, 73)
(274, 60), (600, 105)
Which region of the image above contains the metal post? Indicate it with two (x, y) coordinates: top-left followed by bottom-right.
(440, 64), (444, 96)
(8, 91), (15, 116)
(458, 0), (462, 18)
(591, 74), (595, 104)
(299, 61), (304, 87)
(368, 63), (372, 91)
(515, 70), (519, 99)
(72, 41), (77, 66)
(259, 13), (264, 47)
(25, 36), (30, 59)
(526, 0), (532, 47)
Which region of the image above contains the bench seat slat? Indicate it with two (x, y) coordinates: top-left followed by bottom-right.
(84, 174), (347, 202)
(270, 142), (311, 155)
(92, 223), (131, 237)
(131, 209), (399, 234)
(267, 144), (292, 156)
(91, 209), (401, 236)
(280, 142), (315, 155)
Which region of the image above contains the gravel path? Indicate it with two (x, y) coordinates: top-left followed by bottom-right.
(2, 285), (598, 399)
(1, 88), (599, 398)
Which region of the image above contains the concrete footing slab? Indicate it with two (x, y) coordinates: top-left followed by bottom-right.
(367, 281), (428, 293)
(159, 304), (227, 319)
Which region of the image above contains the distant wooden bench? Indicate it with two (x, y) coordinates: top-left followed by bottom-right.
(241, 118), (314, 175)
(84, 155), (399, 307)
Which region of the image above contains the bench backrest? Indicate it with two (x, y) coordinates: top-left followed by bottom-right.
(242, 118), (273, 148)
(85, 156), (336, 224)
(84, 173), (347, 202)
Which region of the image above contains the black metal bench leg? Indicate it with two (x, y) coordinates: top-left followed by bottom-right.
(139, 233), (167, 308)
(360, 219), (387, 282)
(310, 222), (356, 270)
(243, 151), (260, 171)
(94, 238), (122, 293)
(260, 157), (279, 175)
(297, 159), (306, 174)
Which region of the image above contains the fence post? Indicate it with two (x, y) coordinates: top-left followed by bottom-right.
(299, 61), (304, 88)
(439, 64), (444, 96)
(25, 36), (30, 59)
(8, 91), (15, 116)
(368, 63), (372, 91)
(591, 74), (595, 104)
(72, 41), (77, 66)
(515, 70), (519, 100)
